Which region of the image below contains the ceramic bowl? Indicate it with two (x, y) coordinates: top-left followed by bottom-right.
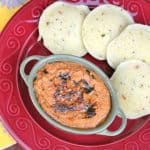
(20, 54), (127, 136)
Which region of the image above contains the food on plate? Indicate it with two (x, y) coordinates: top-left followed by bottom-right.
(107, 24), (150, 68)
(38, 1), (90, 56)
(82, 4), (134, 60)
(37, 1), (150, 123)
(33, 61), (111, 129)
(110, 60), (150, 119)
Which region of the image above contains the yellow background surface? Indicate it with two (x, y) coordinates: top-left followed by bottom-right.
(0, 4), (21, 31)
(0, 1), (28, 149)
(0, 122), (16, 149)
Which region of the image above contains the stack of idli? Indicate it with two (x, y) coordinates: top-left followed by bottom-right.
(39, 2), (134, 58)
(38, 1), (150, 119)
(107, 24), (150, 119)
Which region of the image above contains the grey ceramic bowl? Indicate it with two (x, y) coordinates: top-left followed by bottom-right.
(20, 54), (127, 136)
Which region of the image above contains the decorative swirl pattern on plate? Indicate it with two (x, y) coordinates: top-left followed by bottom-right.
(16, 118), (28, 130)
(0, 37), (20, 75)
(127, 1), (148, 24)
(124, 142), (139, 150)
(8, 104), (20, 116)
(16, 118), (51, 149)
(138, 127), (150, 143)
(14, 24), (26, 36)
(0, 79), (20, 116)
(0, 62), (12, 75)
(53, 145), (71, 150)
(0, 79), (12, 92)
(6, 37), (21, 50)
(127, 1), (140, 16)
(32, 6), (43, 18)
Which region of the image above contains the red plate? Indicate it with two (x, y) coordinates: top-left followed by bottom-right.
(0, 0), (150, 149)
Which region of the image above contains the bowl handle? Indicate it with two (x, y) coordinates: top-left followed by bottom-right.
(20, 55), (44, 86)
(97, 108), (127, 136)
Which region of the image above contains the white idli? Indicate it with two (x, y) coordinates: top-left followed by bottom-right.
(82, 4), (134, 60)
(110, 60), (150, 119)
(107, 24), (150, 68)
(38, 1), (90, 56)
